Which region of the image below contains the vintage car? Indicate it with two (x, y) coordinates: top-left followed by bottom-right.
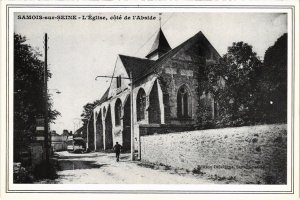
(72, 137), (86, 153)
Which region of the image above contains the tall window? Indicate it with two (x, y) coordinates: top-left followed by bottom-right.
(177, 85), (190, 118)
(116, 75), (121, 88)
(137, 88), (146, 121)
(115, 99), (122, 126)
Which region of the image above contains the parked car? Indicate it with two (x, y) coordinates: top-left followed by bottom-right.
(73, 137), (86, 153)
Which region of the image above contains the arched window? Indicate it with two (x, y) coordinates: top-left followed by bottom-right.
(177, 85), (190, 118)
(136, 88), (146, 121)
(115, 99), (122, 126)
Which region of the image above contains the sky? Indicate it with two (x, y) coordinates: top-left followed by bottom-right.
(14, 12), (287, 134)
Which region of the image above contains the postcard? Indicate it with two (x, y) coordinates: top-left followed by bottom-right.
(0, 0), (299, 199)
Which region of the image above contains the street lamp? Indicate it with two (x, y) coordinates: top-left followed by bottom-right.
(95, 72), (135, 161)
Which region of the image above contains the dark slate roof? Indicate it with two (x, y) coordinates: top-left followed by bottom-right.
(74, 126), (84, 135)
(117, 31), (221, 84)
(146, 28), (171, 59)
(93, 87), (110, 108)
(98, 87), (109, 104)
(94, 30), (221, 109)
(136, 31), (221, 82)
(119, 54), (155, 81)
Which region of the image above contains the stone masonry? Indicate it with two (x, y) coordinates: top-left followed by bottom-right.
(140, 124), (287, 184)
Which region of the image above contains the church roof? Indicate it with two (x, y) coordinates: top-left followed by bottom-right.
(95, 30), (221, 108)
(99, 87), (110, 103)
(119, 54), (155, 81)
(74, 126), (84, 135)
(146, 28), (171, 59)
(136, 31), (221, 82)
(118, 31), (221, 83)
(95, 87), (110, 106)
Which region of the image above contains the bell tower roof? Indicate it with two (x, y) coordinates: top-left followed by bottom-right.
(146, 28), (171, 60)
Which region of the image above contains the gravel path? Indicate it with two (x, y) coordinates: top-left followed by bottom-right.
(51, 151), (215, 184)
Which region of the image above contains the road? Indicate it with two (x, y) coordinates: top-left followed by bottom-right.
(46, 151), (216, 184)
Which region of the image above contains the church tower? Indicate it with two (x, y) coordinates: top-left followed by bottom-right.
(146, 28), (171, 60)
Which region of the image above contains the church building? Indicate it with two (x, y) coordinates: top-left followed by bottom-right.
(86, 28), (222, 154)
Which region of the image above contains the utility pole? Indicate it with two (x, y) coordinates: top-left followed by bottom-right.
(44, 33), (49, 163)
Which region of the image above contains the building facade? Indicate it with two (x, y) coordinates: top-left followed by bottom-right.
(87, 28), (221, 153)
(51, 134), (68, 152)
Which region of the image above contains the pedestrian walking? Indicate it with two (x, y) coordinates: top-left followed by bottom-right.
(113, 142), (122, 162)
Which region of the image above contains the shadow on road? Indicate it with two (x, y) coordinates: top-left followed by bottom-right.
(57, 160), (108, 171)
(53, 154), (104, 160)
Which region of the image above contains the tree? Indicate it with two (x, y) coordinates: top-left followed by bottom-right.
(81, 102), (96, 125)
(198, 42), (262, 127)
(80, 100), (101, 139)
(258, 33), (287, 122)
(62, 129), (70, 136)
(222, 42), (262, 122)
(80, 99), (103, 123)
(14, 34), (61, 145)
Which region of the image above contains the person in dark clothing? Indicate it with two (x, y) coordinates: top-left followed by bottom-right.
(113, 142), (122, 162)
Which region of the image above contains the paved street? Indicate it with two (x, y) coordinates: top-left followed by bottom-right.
(45, 151), (216, 184)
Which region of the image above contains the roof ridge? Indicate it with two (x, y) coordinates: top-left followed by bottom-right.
(195, 31), (221, 59)
(134, 31), (204, 82)
(156, 31), (204, 62)
(119, 54), (153, 61)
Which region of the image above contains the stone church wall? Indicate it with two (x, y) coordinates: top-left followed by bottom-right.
(158, 59), (200, 124)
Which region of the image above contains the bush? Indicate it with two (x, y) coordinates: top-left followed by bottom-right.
(13, 163), (33, 183)
(86, 148), (92, 153)
(33, 160), (58, 180)
(192, 166), (205, 175)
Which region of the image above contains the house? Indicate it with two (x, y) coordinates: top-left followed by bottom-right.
(87, 28), (221, 153)
(51, 133), (68, 152)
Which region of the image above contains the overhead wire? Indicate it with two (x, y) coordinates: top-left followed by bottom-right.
(96, 13), (174, 100)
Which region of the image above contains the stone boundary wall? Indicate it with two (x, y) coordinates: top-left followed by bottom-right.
(140, 124), (287, 184)
(139, 124), (194, 136)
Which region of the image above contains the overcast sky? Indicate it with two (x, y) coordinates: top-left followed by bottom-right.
(14, 12), (287, 134)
